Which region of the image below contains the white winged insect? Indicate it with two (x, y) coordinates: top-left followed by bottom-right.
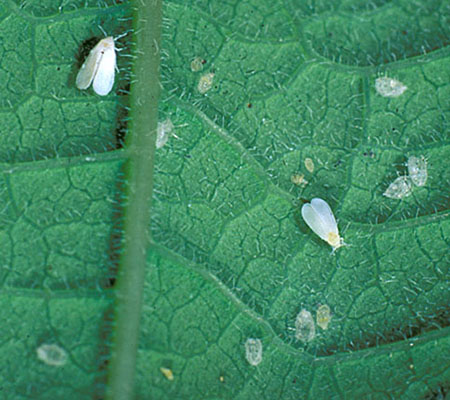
(301, 198), (345, 251)
(76, 36), (117, 96)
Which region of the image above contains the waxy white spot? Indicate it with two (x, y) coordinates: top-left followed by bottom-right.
(295, 309), (316, 342)
(383, 175), (412, 199)
(301, 198), (344, 250)
(198, 72), (215, 94)
(76, 36), (116, 96)
(407, 156), (427, 187)
(156, 119), (176, 149)
(375, 77), (407, 98)
(36, 343), (67, 367)
(245, 338), (262, 366)
(316, 304), (332, 330)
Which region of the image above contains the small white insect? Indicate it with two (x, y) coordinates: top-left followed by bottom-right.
(76, 36), (116, 96)
(197, 72), (215, 94)
(375, 77), (407, 98)
(156, 119), (176, 149)
(383, 175), (412, 199)
(301, 198), (345, 251)
(244, 338), (262, 366)
(407, 155), (427, 187)
(36, 343), (68, 367)
(295, 309), (316, 342)
(316, 304), (332, 330)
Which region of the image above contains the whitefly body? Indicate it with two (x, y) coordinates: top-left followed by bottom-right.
(383, 175), (412, 199)
(407, 155), (427, 187)
(156, 119), (175, 149)
(244, 338), (262, 366)
(76, 36), (116, 96)
(375, 77), (407, 98)
(316, 304), (332, 330)
(36, 343), (67, 367)
(301, 198), (344, 250)
(295, 309), (316, 342)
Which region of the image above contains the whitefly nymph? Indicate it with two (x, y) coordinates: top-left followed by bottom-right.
(301, 198), (345, 251)
(76, 36), (117, 96)
(244, 338), (263, 366)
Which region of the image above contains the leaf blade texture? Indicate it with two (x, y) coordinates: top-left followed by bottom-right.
(0, 0), (449, 399)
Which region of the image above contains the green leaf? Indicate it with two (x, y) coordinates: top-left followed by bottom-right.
(0, 0), (449, 399)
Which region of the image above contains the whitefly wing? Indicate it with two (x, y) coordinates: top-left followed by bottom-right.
(301, 202), (330, 241)
(92, 37), (116, 96)
(310, 198), (338, 234)
(76, 39), (105, 90)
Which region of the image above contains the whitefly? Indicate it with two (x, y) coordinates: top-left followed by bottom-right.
(295, 309), (316, 342)
(407, 155), (427, 187)
(76, 36), (117, 96)
(244, 338), (263, 366)
(383, 175), (412, 199)
(301, 198), (345, 251)
(375, 77), (407, 98)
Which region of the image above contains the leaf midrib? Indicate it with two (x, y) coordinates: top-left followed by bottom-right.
(106, 1), (163, 399)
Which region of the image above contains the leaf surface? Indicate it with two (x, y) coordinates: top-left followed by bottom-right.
(0, 0), (448, 399)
